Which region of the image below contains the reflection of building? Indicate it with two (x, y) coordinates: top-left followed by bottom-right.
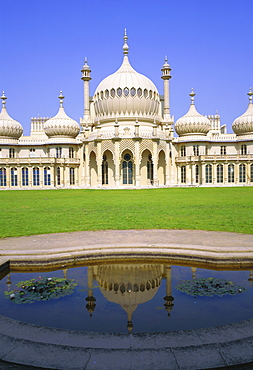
(85, 263), (173, 332)
(1, 30), (253, 189)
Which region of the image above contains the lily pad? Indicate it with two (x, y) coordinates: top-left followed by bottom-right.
(176, 277), (246, 297)
(5, 277), (78, 304)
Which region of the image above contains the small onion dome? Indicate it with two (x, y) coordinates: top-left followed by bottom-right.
(232, 88), (253, 135)
(175, 89), (211, 136)
(93, 30), (160, 122)
(0, 92), (23, 139)
(44, 92), (80, 138)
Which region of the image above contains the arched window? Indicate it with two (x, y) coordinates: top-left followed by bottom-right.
(239, 164), (246, 182)
(206, 164), (212, 183)
(241, 144), (247, 155)
(251, 164), (253, 183)
(195, 165), (199, 183)
(180, 145), (186, 157)
(69, 147), (74, 159)
(217, 164), (223, 183)
(228, 164), (234, 183)
(147, 154), (154, 184)
(11, 167), (18, 186)
(70, 167), (75, 185)
(57, 167), (61, 186)
(22, 167), (29, 186)
(181, 166), (186, 183)
(0, 168), (6, 186)
(102, 154), (108, 185)
(44, 167), (51, 186)
(33, 167), (40, 186)
(56, 147), (62, 158)
(122, 153), (133, 184)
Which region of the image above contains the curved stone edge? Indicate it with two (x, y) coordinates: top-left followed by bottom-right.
(1, 243), (253, 270)
(0, 315), (253, 369)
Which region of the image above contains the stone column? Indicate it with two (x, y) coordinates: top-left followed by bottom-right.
(153, 140), (158, 186)
(114, 140), (120, 187)
(165, 141), (171, 186)
(97, 141), (102, 187)
(134, 139), (140, 187)
(84, 144), (90, 187)
(201, 163), (205, 184)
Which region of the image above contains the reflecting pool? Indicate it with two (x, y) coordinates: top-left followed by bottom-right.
(0, 263), (253, 333)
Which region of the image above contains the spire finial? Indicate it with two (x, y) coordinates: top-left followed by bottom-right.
(165, 55), (168, 63)
(58, 91), (65, 107)
(189, 88), (196, 105)
(248, 87), (253, 104)
(1, 91), (7, 108)
(123, 29), (129, 56)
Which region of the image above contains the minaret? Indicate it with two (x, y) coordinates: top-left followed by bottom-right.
(81, 58), (91, 127)
(161, 57), (172, 124)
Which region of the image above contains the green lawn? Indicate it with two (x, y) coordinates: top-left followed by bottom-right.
(0, 187), (252, 238)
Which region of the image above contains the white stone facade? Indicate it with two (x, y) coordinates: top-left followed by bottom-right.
(0, 32), (253, 189)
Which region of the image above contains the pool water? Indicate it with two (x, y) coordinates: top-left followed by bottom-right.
(0, 263), (253, 334)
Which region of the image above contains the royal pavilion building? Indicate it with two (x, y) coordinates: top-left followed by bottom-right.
(0, 31), (253, 189)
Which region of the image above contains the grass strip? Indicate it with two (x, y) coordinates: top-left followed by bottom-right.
(0, 187), (252, 238)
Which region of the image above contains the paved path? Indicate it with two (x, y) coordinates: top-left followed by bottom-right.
(0, 229), (253, 369)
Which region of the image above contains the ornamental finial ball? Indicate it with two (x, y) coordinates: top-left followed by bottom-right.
(1, 91), (7, 108)
(189, 88), (196, 104)
(248, 87), (253, 103)
(58, 91), (65, 107)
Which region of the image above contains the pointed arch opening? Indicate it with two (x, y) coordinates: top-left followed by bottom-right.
(121, 150), (133, 185)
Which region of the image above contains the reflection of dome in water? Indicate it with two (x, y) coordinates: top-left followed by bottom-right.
(93, 263), (163, 332)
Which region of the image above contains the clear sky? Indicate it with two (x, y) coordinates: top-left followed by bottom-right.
(1, 0), (253, 135)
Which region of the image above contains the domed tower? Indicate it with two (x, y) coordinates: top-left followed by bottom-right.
(232, 88), (253, 135)
(0, 92), (23, 141)
(175, 89), (211, 136)
(92, 30), (162, 135)
(44, 91), (80, 140)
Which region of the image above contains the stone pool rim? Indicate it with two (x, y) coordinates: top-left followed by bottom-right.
(0, 229), (253, 369)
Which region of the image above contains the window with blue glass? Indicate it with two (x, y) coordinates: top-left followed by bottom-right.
(44, 167), (51, 185)
(11, 167), (18, 186)
(0, 168), (6, 186)
(22, 167), (29, 186)
(33, 167), (40, 186)
(122, 153), (133, 184)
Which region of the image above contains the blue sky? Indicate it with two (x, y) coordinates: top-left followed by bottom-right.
(1, 0), (252, 135)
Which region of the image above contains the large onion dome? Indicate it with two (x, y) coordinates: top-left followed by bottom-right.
(0, 92), (23, 139)
(175, 89), (211, 136)
(232, 88), (253, 135)
(44, 92), (80, 138)
(93, 30), (161, 123)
